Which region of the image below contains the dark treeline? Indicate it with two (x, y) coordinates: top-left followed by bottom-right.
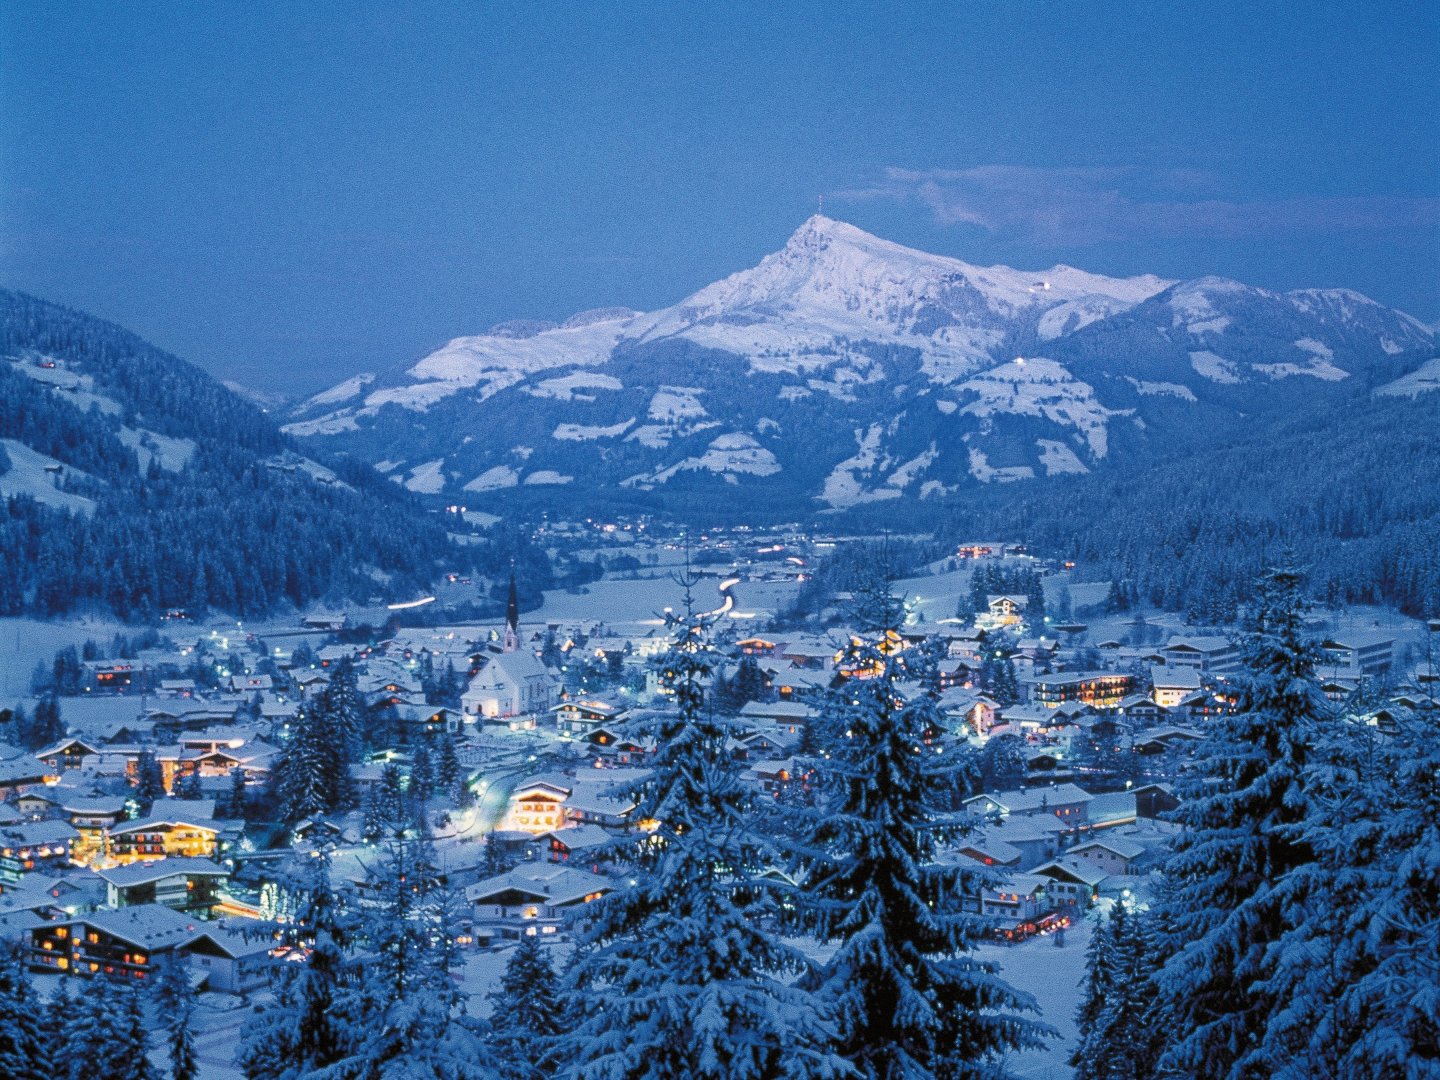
(0, 290), (547, 619)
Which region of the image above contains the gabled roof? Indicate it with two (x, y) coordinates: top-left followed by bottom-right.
(110, 816), (219, 836)
(1032, 858), (1108, 887)
(1, 819), (79, 846)
(77, 903), (201, 950)
(36, 736), (101, 759)
(1070, 836), (1147, 860)
(98, 857), (229, 888)
(467, 863), (614, 906)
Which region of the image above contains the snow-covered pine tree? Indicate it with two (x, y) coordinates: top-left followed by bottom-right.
(225, 765), (249, 819)
(62, 975), (154, 1080)
(557, 568), (847, 1080)
(360, 788), (386, 843)
(1074, 901), (1163, 1080)
(378, 761), (405, 824)
(435, 734), (462, 795)
(0, 942), (49, 1080)
(1256, 700), (1440, 1077)
(273, 701), (355, 822)
(316, 833), (498, 1080)
(1071, 908), (1117, 1078)
(320, 657), (364, 761)
(1151, 566), (1331, 1079)
(794, 574), (1048, 1080)
(487, 933), (563, 1080)
(238, 849), (357, 1079)
(134, 749), (166, 812)
(152, 953), (199, 1080)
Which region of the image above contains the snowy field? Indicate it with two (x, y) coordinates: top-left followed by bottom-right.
(0, 616), (131, 699)
(979, 915), (1093, 1080)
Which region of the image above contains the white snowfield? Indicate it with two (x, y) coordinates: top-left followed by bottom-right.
(958, 359), (1122, 460)
(1375, 357), (1440, 398)
(0, 439), (97, 515)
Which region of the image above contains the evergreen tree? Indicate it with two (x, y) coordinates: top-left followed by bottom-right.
(361, 788), (387, 843)
(410, 739), (436, 799)
(435, 735), (462, 796)
(273, 702), (354, 822)
(238, 851), (356, 1079)
(153, 954), (199, 1080)
(134, 749), (166, 812)
(321, 657), (364, 761)
(488, 934), (562, 1080)
(1073, 902), (1163, 1080)
(1071, 908), (1117, 1079)
(174, 770), (203, 801)
(1151, 567), (1332, 1079)
(378, 762), (405, 824)
(1256, 704), (1440, 1077)
(795, 575), (1047, 1079)
(23, 694), (64, 751)
(558, 572), (846, 1080)
(0, 942), (48, 1080)
(223, 766), (249, 819)
(317, 835), (498, 1080)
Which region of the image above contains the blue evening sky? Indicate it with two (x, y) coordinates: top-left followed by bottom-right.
(3, 1), (1436, 393)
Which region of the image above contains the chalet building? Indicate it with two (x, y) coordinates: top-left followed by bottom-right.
(98, 858), (229, 915)
(30, 903), (200, 979)
(1131, 783), (1181, 819)
(563, 784), (637, 830)
(58, 796), (128, 865)
(539, 824), (614, 871)
(183, 925), (276, 993)
(1321, 632), (1396, 680)
(0, 748), (57, 797)
(35, 737), (101, 773)
(552, 698), (627, 737)
(964, 783), (1094, 833)
(978, 872), (1050, 921)
(108, 816), (221, 865)
(1161, 636), (1241, 677)
(1117, 694), (1166, 724)
(582, 727), (653, 766)
(500, 779), (571, 835)
(1150, 665), (1202, 708)
(0, 821), (78, 887)
(466, 863), (613, 941)
(774, 638), (835, 670)
(986, 595), (1028, 627)
(937, 689), (1001, 735)
(86, 661), (137, 692)
(1020, 671), (1134, 709)
(1132, 726), (1204, 755)
(954, 837), (1024, 869)
(1067, 837), (1149, 877)
(735, 636), (782, 657)
(1031, 859), (1108, 907)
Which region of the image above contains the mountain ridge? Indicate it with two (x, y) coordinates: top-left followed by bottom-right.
(283, 217), (1437, 515)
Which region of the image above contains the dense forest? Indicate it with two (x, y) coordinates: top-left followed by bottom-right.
(935, 392), (1440, 620)
(0, 290), (546, 619)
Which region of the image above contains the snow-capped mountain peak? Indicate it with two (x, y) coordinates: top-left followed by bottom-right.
(284, 215), (1436, 508)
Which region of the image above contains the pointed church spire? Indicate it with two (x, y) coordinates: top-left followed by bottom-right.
(504, 571), (519, 652)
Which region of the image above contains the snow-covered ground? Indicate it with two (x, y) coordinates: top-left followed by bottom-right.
(979, 914), (1092, 1080)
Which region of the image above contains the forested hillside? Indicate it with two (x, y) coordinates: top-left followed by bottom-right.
(934, 392), (1440, 619)
(0, 290), (543, 619)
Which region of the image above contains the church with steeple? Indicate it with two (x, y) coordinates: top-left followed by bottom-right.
(460, 570), (561, 724)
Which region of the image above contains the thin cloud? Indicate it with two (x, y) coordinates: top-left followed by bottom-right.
(837, 165), (1439, 245)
